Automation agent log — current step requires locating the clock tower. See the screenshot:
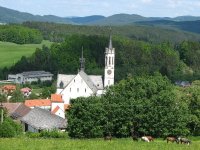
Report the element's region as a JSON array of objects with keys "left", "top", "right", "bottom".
[{"left": 104, "top": 32, "right": 115, "bottom": 87}]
